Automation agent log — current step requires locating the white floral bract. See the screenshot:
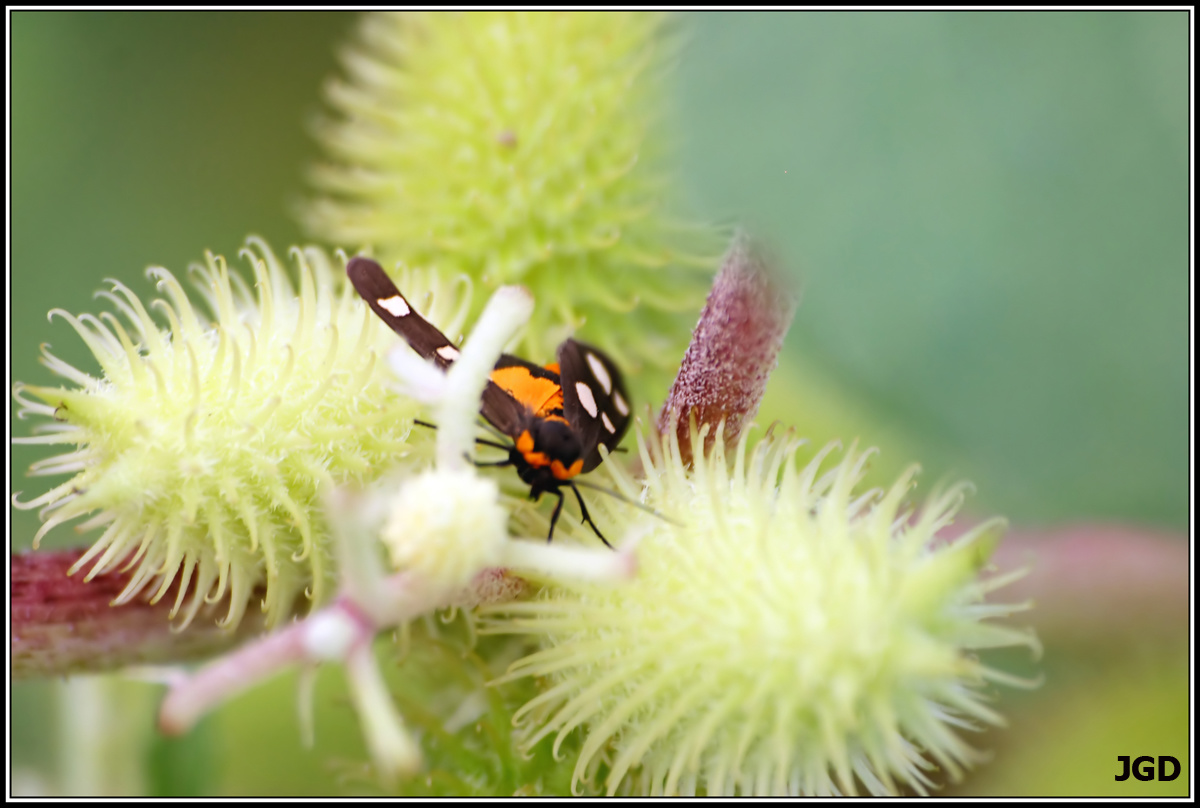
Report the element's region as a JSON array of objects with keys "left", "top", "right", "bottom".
[{"left": 381, "top": 470, "right": 508, "bottom": 593}]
